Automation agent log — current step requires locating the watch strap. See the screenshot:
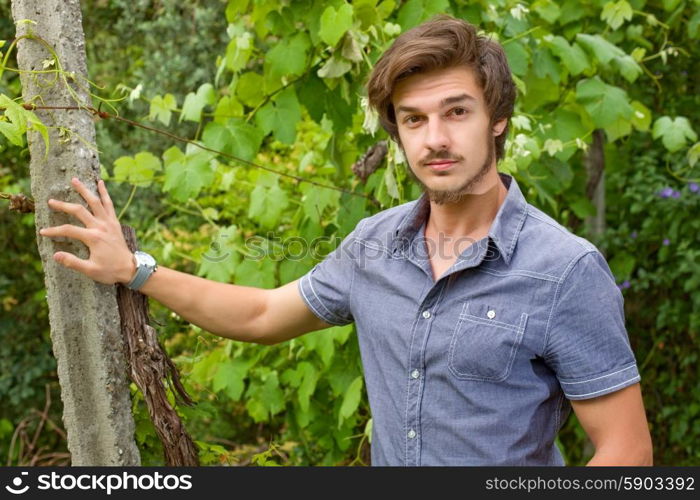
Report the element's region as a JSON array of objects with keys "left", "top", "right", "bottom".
[{"left": 126, "top": 251, "right": 157, "bottom": 290}]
